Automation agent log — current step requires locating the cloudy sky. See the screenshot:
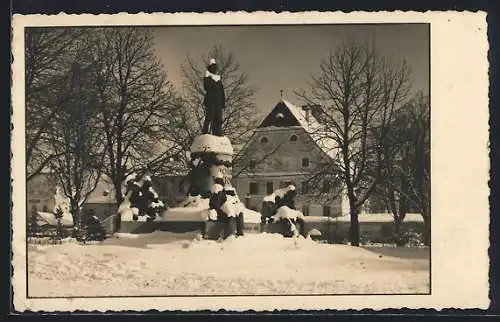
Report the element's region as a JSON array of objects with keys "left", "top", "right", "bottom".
[{"left": 152, "top": 24, "right": 429, "bottom": 118}]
